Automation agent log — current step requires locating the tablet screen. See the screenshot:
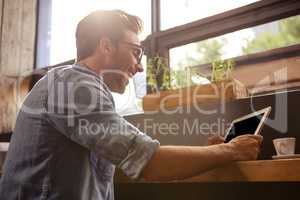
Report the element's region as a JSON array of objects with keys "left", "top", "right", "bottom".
[{"left": 224, "top": 113, "right": 264, "bottom": 143}]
